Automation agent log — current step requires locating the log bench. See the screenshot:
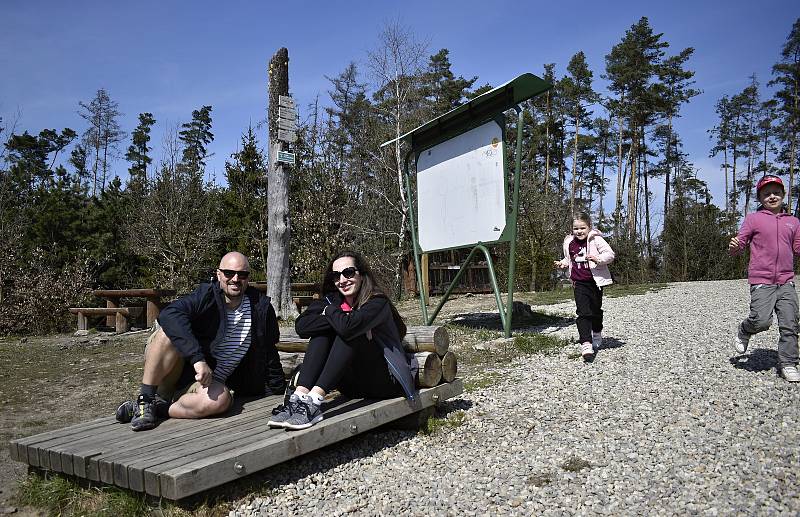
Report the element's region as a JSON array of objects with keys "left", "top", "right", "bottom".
[{"left": 69, "top": 307, "right": 144, "bottom": 333}]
